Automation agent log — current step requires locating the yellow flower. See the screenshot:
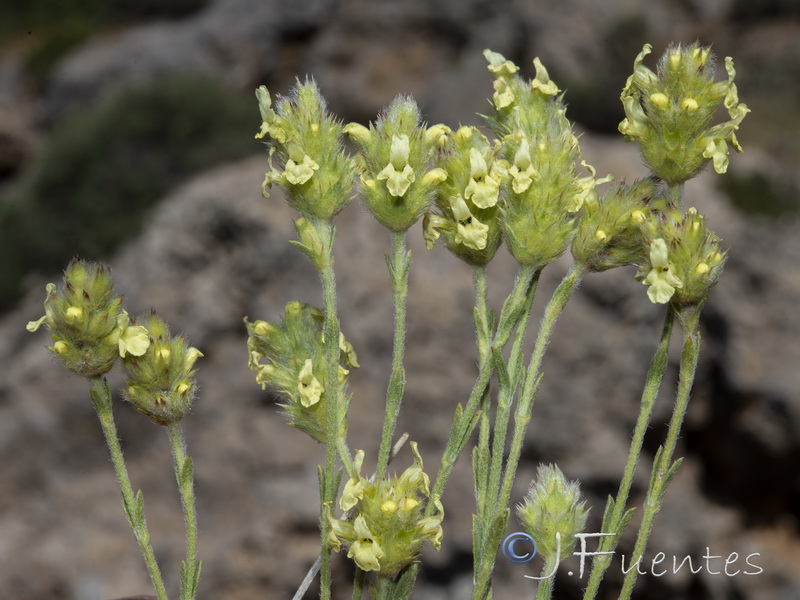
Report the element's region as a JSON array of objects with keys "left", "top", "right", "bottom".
[
  {"left": 108, "top": 311, "right": 150, "bottom": 358},
  {"left": 297, "top": 358, "right": 323, "bottom": 407},
  {"left": 451, "top": 196, "right": 489, "bottom": 251},
  {"left": 347, "top": 516, "right": 384, "bottom": 572},
  {"left": 643, "top": 239, "right": 683, "bottom": 304},
  {"left": 463, "top": 148, "right": 500, "bottom": 209},
  {"left": 508, "top": 138, "right": 538, "bottom": 194},
  {"left": 376, "top": 134, "right": 416, "bottom": 197},
  {"left": 284, "top": 154, "right": 320, "bottom": 185},
  {"left": 340, "top": 450, "right": 369, "bottom": 511}
]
